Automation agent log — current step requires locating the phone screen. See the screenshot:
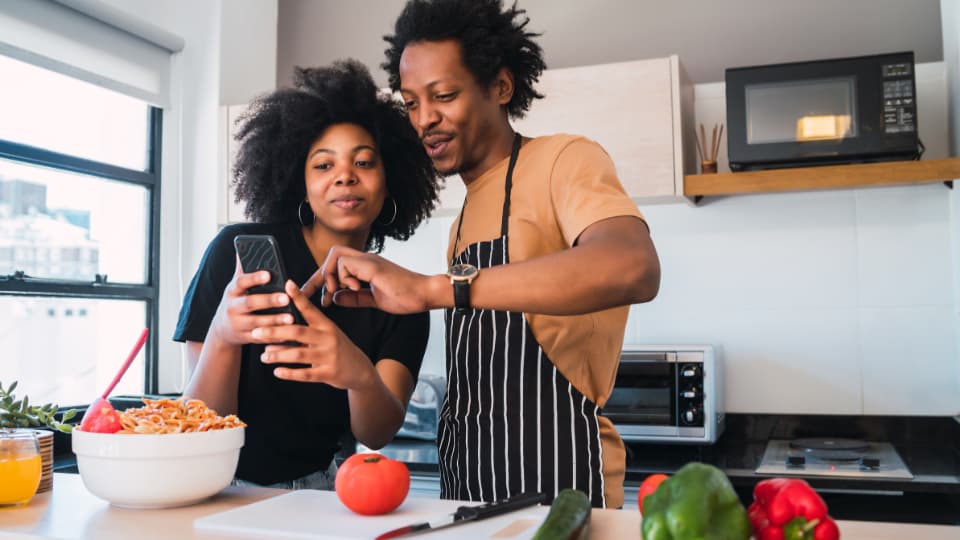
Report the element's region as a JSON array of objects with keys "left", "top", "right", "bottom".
[{"left": 233, "top": 234, "right": 306, "bottom": 326}]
